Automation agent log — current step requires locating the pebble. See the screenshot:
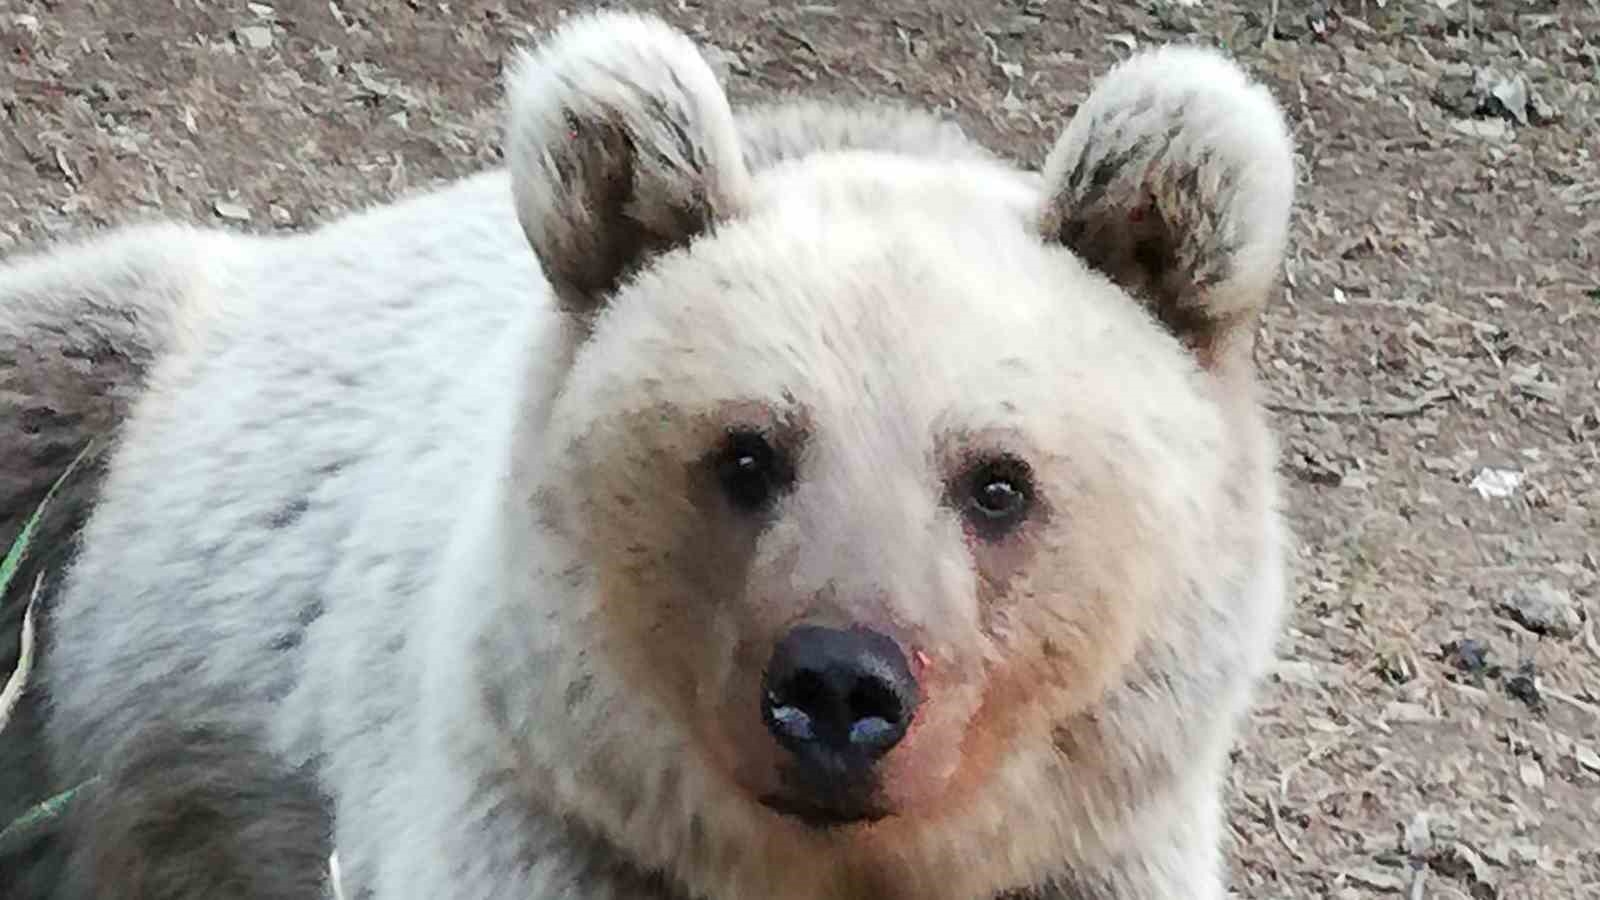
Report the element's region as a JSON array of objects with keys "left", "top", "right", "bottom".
[{"left": 1496, "top": 582, "right": 1583, "bottom": 639}]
